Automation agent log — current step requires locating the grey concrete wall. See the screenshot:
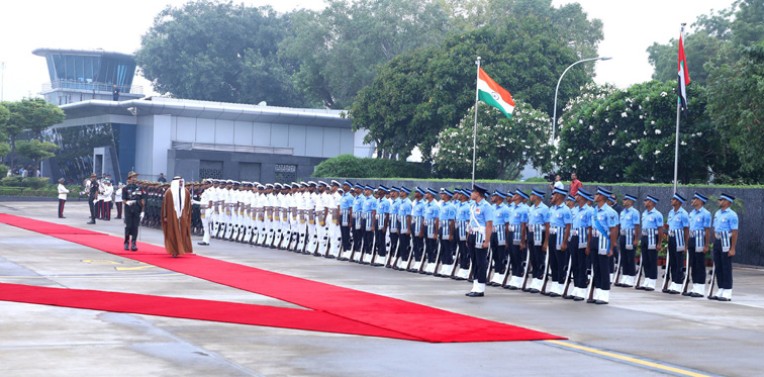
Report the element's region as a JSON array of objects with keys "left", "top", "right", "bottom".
[
  {"left": 314, "top": 177, "right": 764, "bottom": 267},
  {"left": 171, "top": 150, "right": 325, "bottom": 184}
]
